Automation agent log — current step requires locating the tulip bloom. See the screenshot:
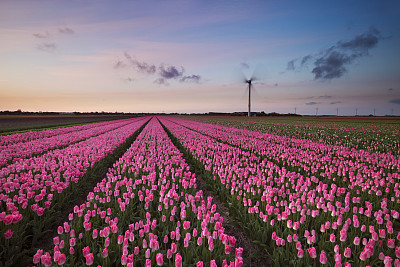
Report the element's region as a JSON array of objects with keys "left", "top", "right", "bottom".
[
  {"left": 41, "top": 254, "right": 52, "bottom": 267},
  {"left": 344, "top": 247, "right": 351, "bottom": 258},
  {"left": 320, "top": 250, "right": 327, "bottom": 264},
  {"left": 85, "top": 253, "right": 94, "bottom": 266},
  {"left": 82, "top": 246, "right": 90, "bottom": 257},
  {"left": 388, "top": 239, "right": 395, "bottom": 248},
  {"left": 57, "top": 253, "right": 66, "bottom": 265},
  {"left": 171, "top": 242, "right": 177, "bottom": 253},
  {"left": 308, "top": 247, "right": 317, "bottom": 258},
  {"left": 102, "top": 248, "right": 108, "bottom": 258},
  {"left": 330, "top": 233, "right": 336, "bottom": 243},
  {"left": 175, "top": 253, "right": 182, "bottom": 267},
  {"left": 156, "top": 253, "right": 163, "bottom": 266},
  {"left": 225, "top": 244, "right": 231, "bottom": 254}
]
